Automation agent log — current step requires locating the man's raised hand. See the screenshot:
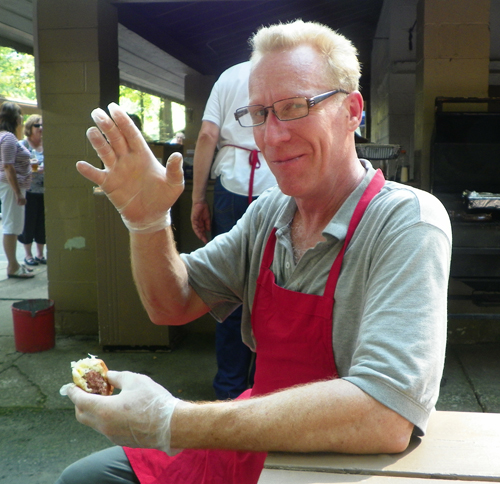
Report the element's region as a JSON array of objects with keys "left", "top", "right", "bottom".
[{"left": 76, "top": 103, "right": 184, "bottom": 233}]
